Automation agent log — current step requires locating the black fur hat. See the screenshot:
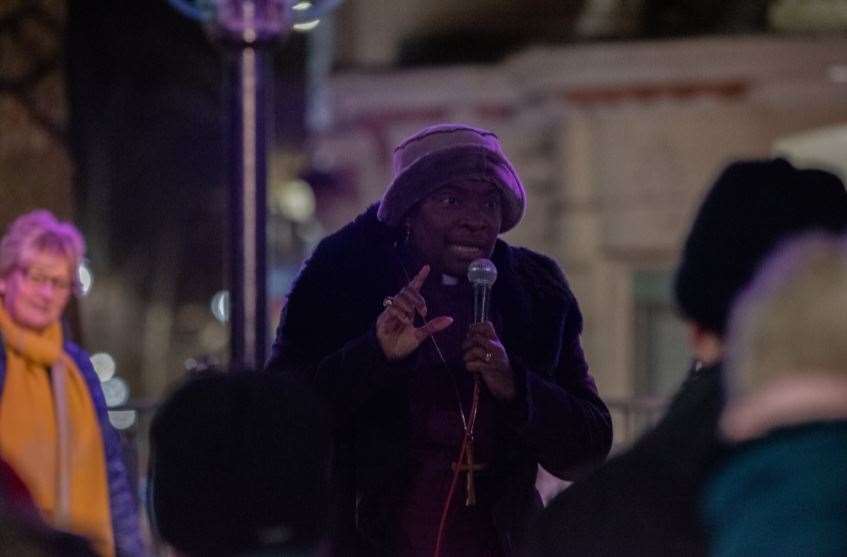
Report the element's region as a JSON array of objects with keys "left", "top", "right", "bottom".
[{"left": 674, "top": 158, "right": 847, "bottom": 336}]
